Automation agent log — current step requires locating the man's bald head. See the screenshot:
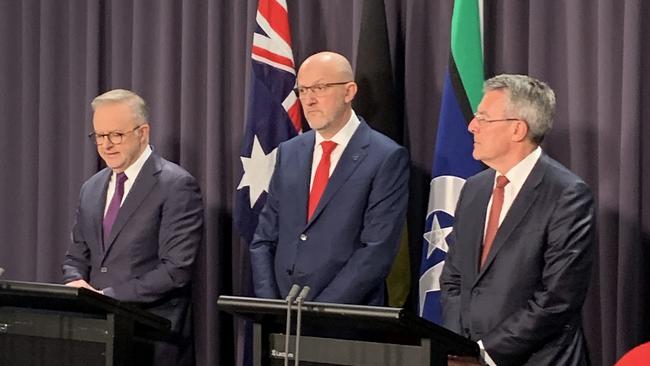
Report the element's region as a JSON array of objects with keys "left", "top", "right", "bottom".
[{"left": 298, "top": 51, "right": 354, "bottom": 83}]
